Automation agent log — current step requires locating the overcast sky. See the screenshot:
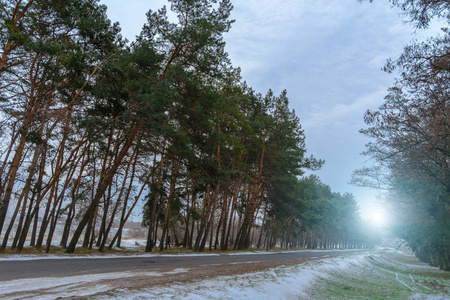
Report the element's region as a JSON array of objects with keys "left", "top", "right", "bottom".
[{"left": 99, "top": 0, "right": 441, "bottom": 220}]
